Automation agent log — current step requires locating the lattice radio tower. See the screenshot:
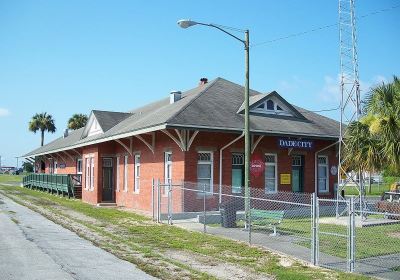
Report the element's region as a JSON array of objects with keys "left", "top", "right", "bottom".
[{"left": 336, "top": 0, "right": 365, "bottom": 218}]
